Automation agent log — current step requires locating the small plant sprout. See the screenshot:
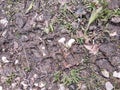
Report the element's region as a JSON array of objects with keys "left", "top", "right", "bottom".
[
  {"left": 58, "top": 37, "right": 66, "bottom": 44},
  {"left": 66, "top": 39, "right": 75, "bottom": 48}
]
